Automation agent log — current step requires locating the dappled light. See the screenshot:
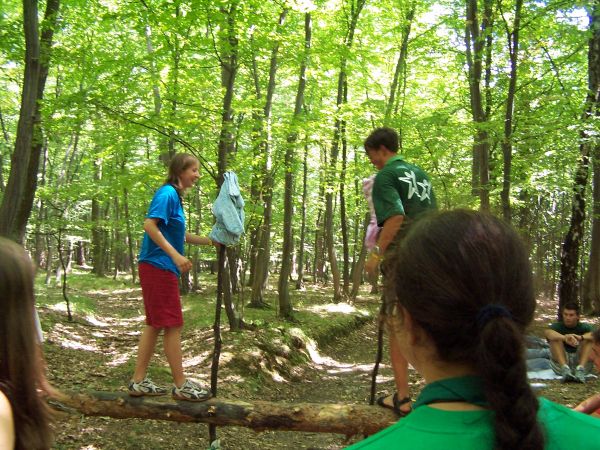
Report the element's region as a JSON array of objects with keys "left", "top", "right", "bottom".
[
  {"left": 183, "top": 351, "right": 212, "bottom": 368},
  {"left": 306, "top": 302, "right": 370, "bottom": 316},
  {"left": 85, "top": 314, "right": 110, "bottom": 327},
  {"left": 57, "top": 338, "right": 100, "bottom": 353},
  {"left": 107, "top": 353, "right": 131, "bottom": 367}
]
